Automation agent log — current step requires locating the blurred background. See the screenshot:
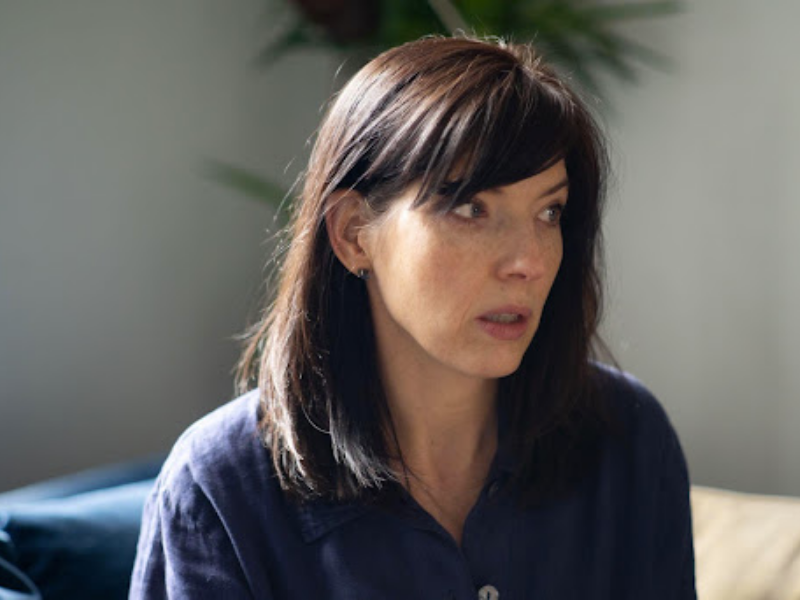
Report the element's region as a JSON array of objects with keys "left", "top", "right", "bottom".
[{"left": 0, "top": 0, "right": 797, "bottom": 497}]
